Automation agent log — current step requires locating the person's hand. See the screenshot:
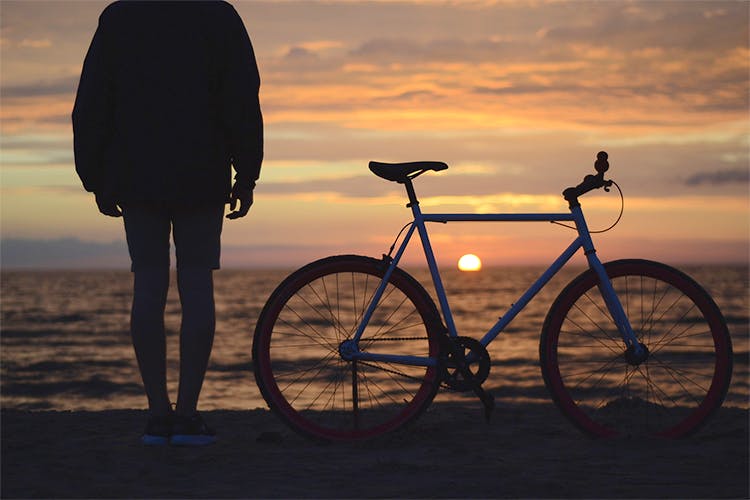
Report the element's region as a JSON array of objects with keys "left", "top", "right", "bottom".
[
  {"left": 95, "top": 193, "right": 122, "bottom": 217},
  {"left": 226, "top": 182, "right": 254, "bottom": 219}
]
